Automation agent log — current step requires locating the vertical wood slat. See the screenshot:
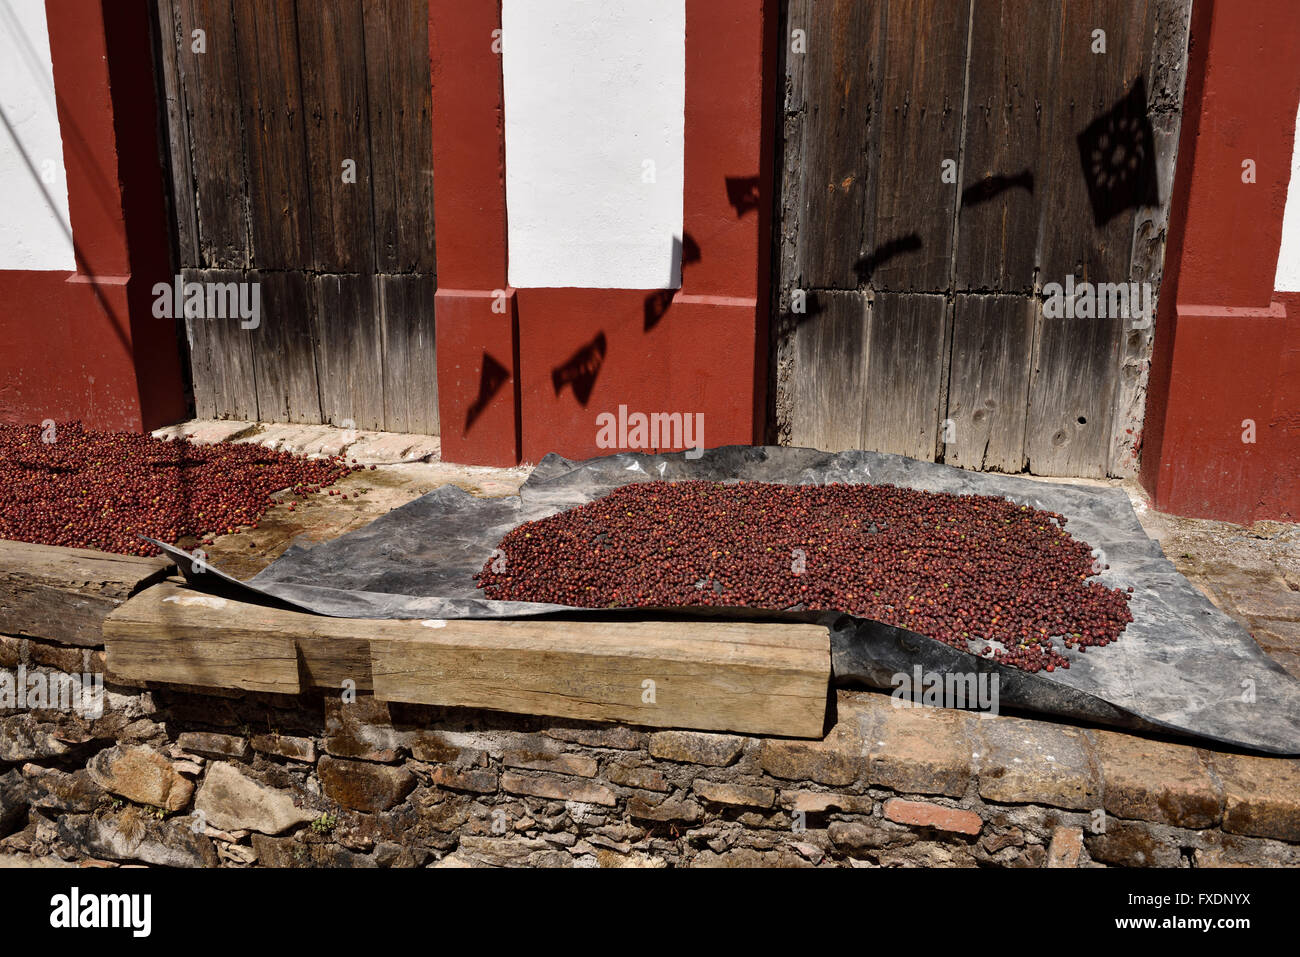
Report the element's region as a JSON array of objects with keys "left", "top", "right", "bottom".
[
  {"left": 313, "top": 275, "right": 384, "bottom": 429},
  {"left": 362, "top": 0, "right": 436, "bottom": 274},
  {"left": 249, "top": 270, "right": 321, "bottom": 423},
  {"left": 863, "top": 293, "right": 947, "bottom": 459},
  {"left": 181, "top": 268, "right": 260, "bottom": 420},
  {"left": 788, "top": 292, "right": 870, "bottom": 451},
  {"left": 784, "top": 0, "right": 883, "bottom": 290},
  {"left": 869, "top": 0, "right": 970, "bottom": 292},
  {"left": 233, "top": 0, "right": 314, "bottom": 269},
  {"left": 378, "top": 274, "right": 438, "bottom": 434},
  {"left": 155, "top": 0, "right": 201, "bottom": 268},
  {"left": 297, "top": 0, "right": 375, "bottom": 273},
  {"left": 954, "top": 0, "right": 1057, "bottom": 292},
  {"left": 945, "top": 295, "right": 1036, "bottom": 472},
  {"left": 175, "top": 0, "right": 250, "bottom": 268}
]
